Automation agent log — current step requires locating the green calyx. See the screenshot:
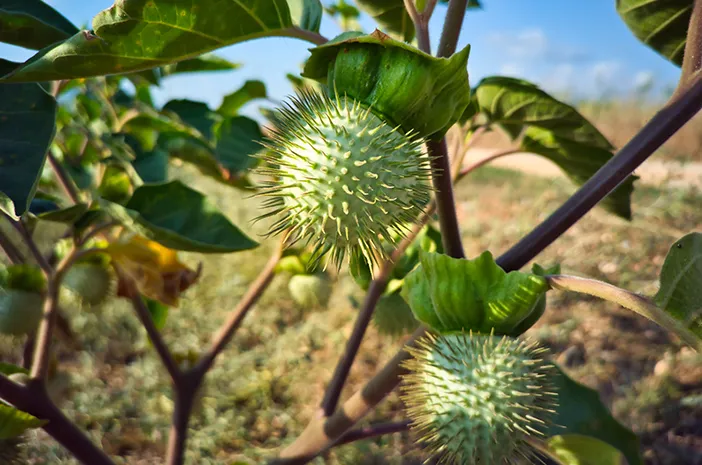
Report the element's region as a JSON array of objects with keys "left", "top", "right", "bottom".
[
  {"left": 401, "top": 332, "right": 558, "bottom": 464},
  {"left": 401, "top": 251, "right": 549, "bottom": 336},
  {"left": 256, "top": 89, "right": 433, "bottom": 269}
]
